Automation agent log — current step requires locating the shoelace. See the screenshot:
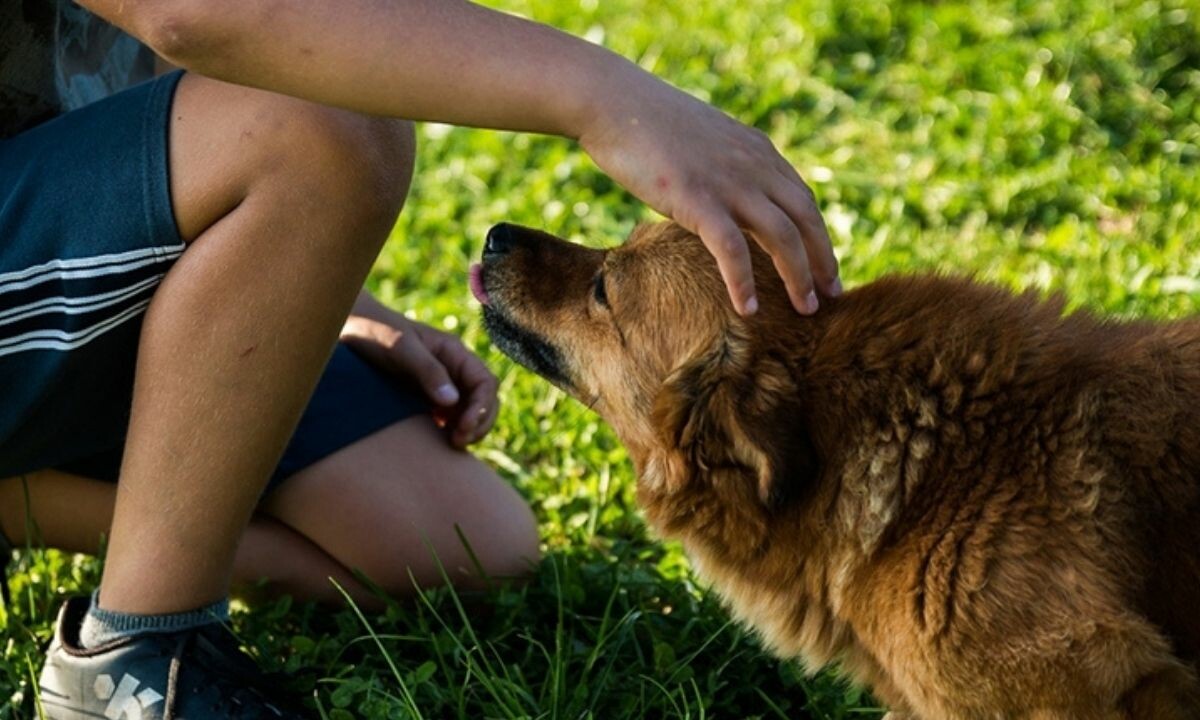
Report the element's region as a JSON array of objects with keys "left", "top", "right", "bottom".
[{"left": 162, "top": 626, "right": 299, "bottom": 720}]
